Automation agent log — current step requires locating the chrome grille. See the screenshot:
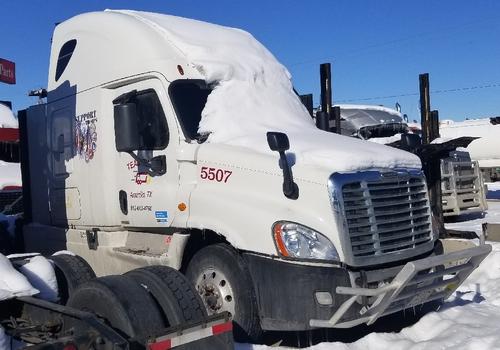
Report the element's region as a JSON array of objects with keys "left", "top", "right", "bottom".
[{"left": 335, "top": 171, "right": 433, "bottom": 264}]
